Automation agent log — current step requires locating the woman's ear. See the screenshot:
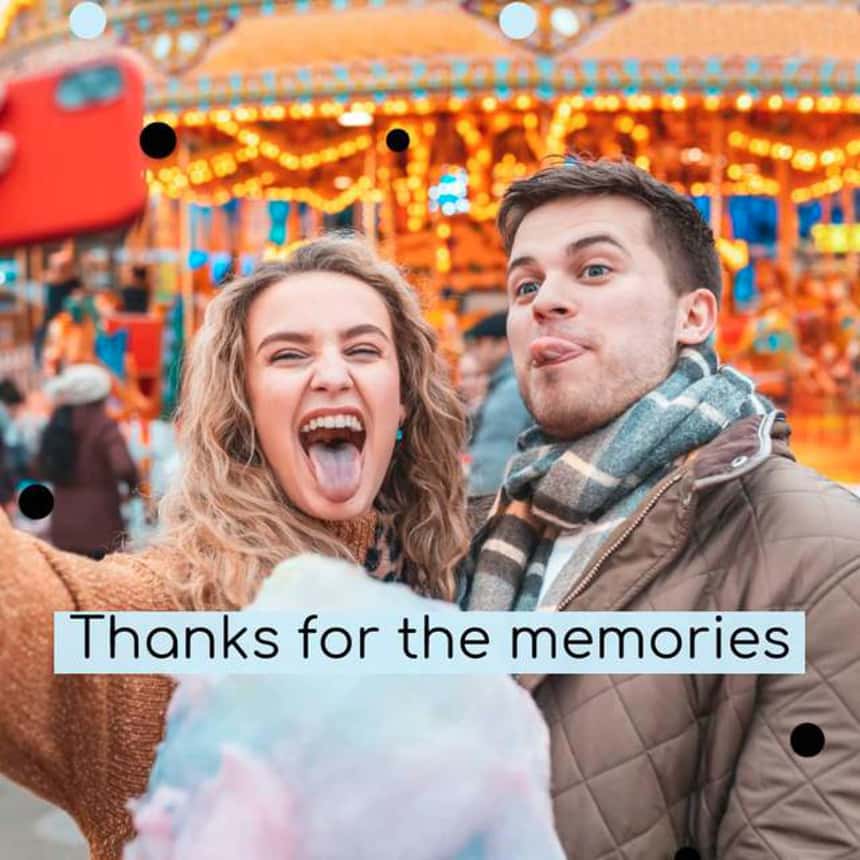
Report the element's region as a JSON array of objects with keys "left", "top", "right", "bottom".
[
  {"left": 399, "top": 403, "right": 407, "bottom": 425},
  {"left": 676, "top": 287, "right": 719, "bottom": 346}
]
